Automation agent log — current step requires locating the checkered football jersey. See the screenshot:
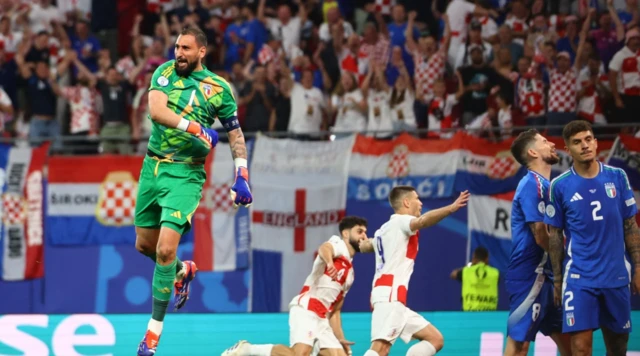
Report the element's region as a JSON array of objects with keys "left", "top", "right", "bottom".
[
  {"left": 148, "top": 60, "right": 238, "bottom": 161},
  {"left": 289, "top": 236, "right": 354, "bottom": 318},
  {"left": 548, "top": 68, "right": 578, "bottom": 113},
  {"left": 413, "top": 50, "right": 445, "bottom": 102}
]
